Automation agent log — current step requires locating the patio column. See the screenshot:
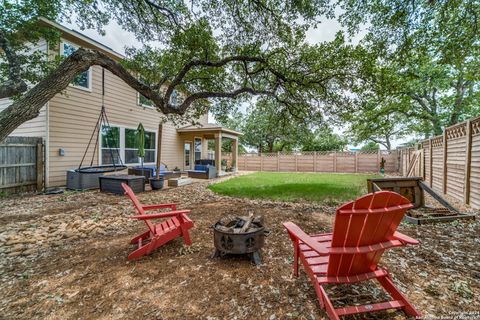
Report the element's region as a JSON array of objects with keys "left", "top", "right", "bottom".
[
  {"left": 215, "top": 132, "right": 222, "bottom": 176},
  {"left": 232, "top": 138, "right": 238, "bottom": 172}
]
